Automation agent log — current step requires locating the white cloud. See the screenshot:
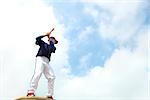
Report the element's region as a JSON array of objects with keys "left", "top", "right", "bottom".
[
  {"left": 0, "top": 0, "right": 69, "bottom": 99},
  {"left": 81, "top": 0, "right": 146, "bottom": 3},
  {"left": 83, "top": 0, "right": 148, "bottom": 45}
]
